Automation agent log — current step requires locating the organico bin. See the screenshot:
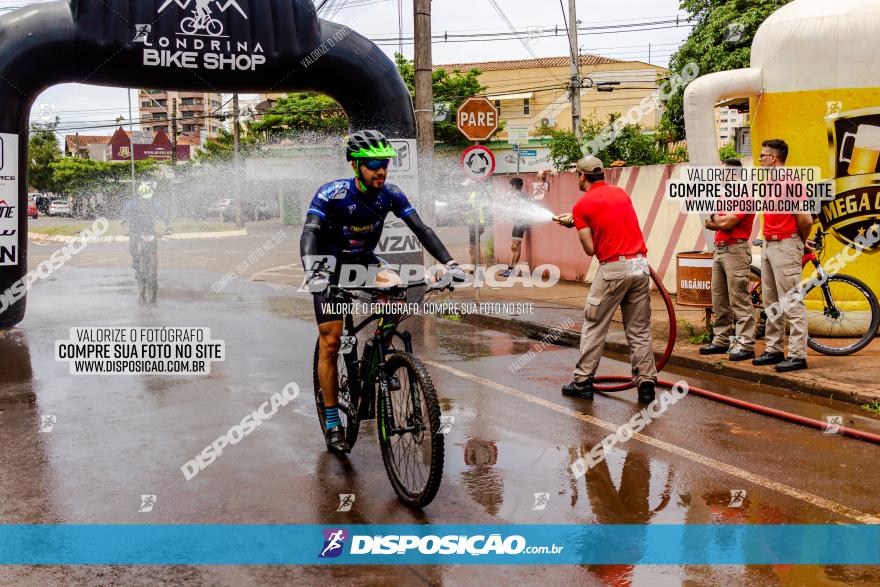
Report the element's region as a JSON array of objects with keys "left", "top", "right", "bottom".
[{"left": 676, "top": 251, "right": 714, "bottom": 307}]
